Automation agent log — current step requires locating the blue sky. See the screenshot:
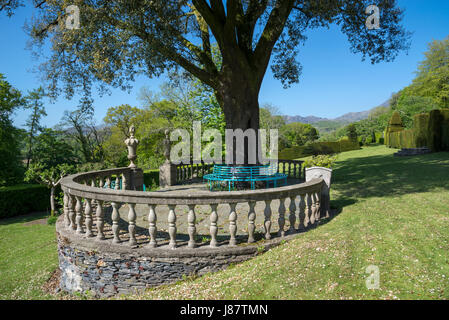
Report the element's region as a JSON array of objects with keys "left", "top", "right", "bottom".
[{"left": 1, "top": 0, "right": 448, "bottom": 129}]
